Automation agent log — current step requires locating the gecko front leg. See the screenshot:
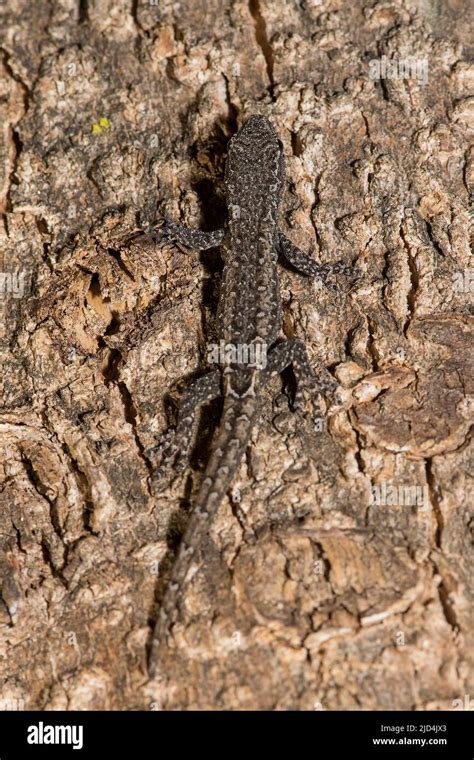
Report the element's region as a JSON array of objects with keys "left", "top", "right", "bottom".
[
  {"left": 278, "top": 233, "right": 359, "bottom": 289},
  {"left": 130, "top": 221, "right": 226, "bottom": 250},
  {"left": 148, "top": 370, "right": 222, "bottom": 487}
]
